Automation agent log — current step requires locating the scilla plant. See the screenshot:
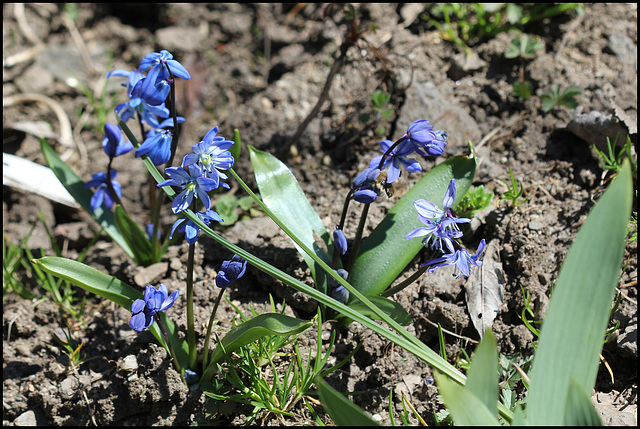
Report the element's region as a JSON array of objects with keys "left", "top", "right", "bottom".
[{"left": 34, "top": 48, "right": 520, "bottom": 421}]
